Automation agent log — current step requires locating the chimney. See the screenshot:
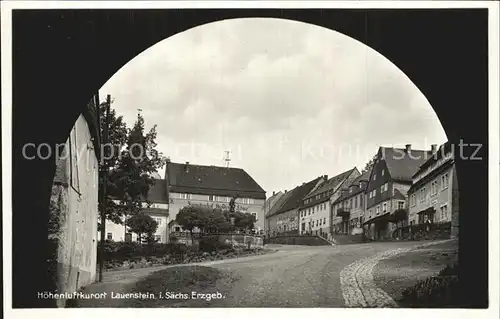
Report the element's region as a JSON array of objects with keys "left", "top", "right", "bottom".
[
  {"left": 324, "top": 175, "right": 328, "bottom": 180},
  {"left": 273, "top": 191, "right": 276, "bottom": 196},
  {"left": 431, "top": 144, "right": 437, "bottom": 153},
  {"left": 184, "top": 161, "right": 190, "bottom": 173},
  {"left": 405, "top": 144, "right": 412, "bottom": 153},
  {"left": 285, "top": 190, "right": 287, "bottom": 193},
  {"left": 166, "top": 157, "right": 171, "bottom": 163}
]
